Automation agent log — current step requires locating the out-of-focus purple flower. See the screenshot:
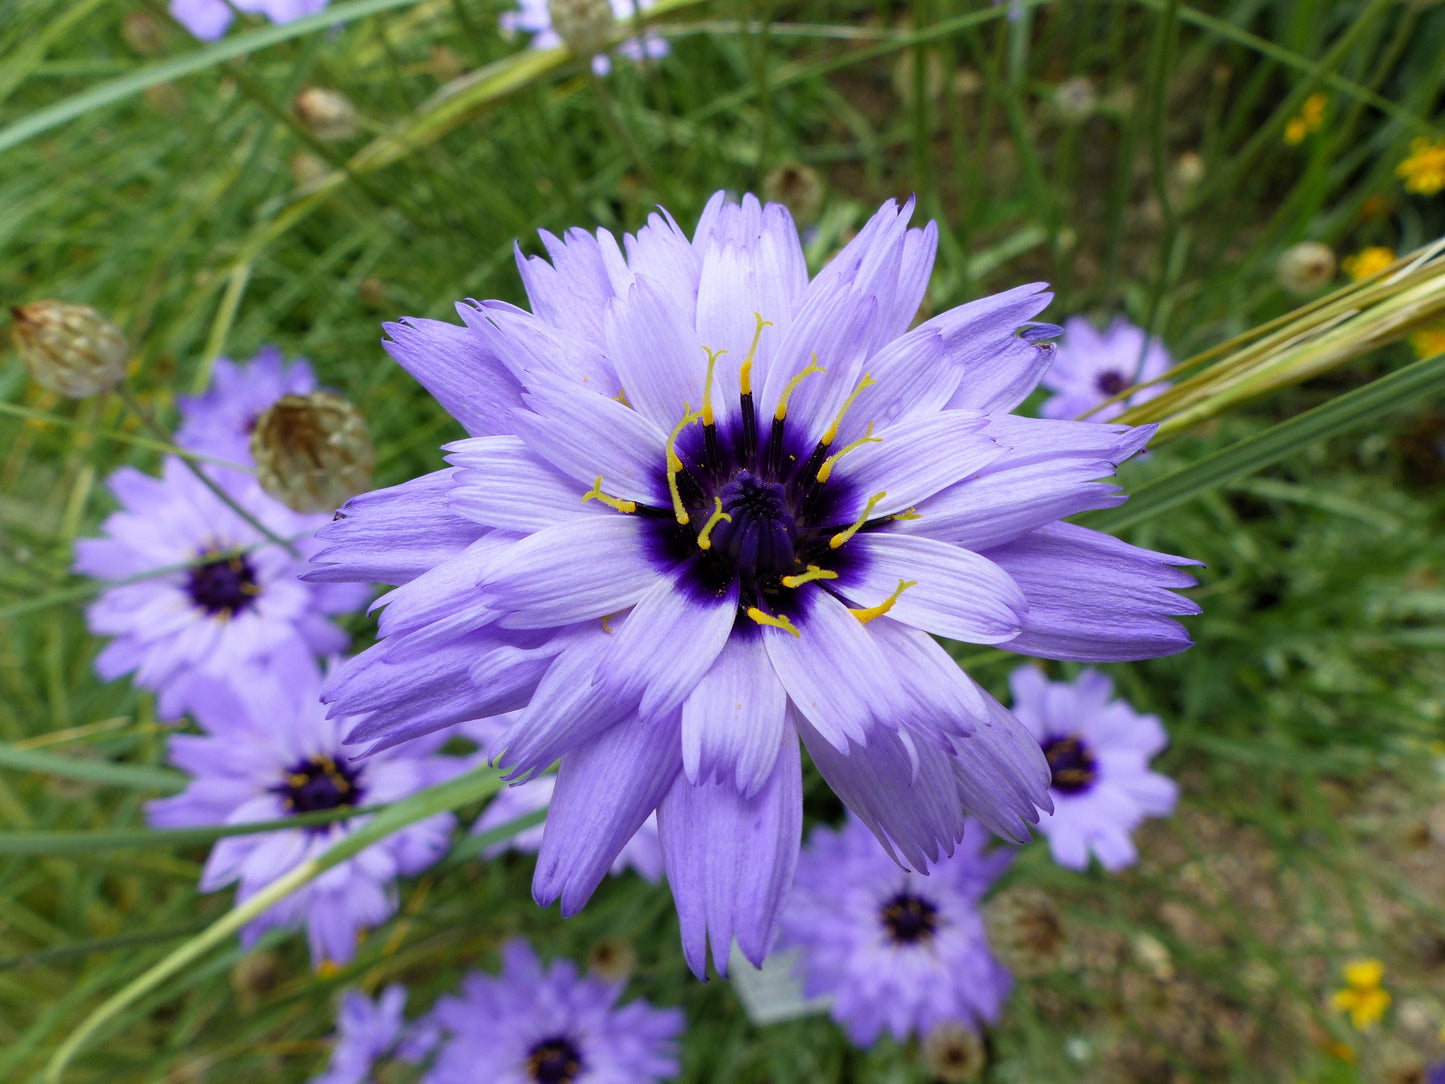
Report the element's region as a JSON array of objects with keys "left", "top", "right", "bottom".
[
  {"left": 311, "top": 985, "right": 436, "bottom": 1084},
  {"left": 146, "top": 654, "right": 460, "bottom": 965},
  {"left": 169, "top": 0, "right": 330, "bottom": 42},
  {"left": 73, "top": 457, "right": 366, "bottom": 717},
  {"left": 1008, "top": 665, "right": 1178, "bottom": 871},
  {"left": 311, "top": 191, "right": 1199, "bottom": 978},
  {"left": 177, "top": 346, "right": 317, "bottom": 465},
  {"left": 1039, "top": 317, "right": 1172, "bottom": 422},
  {"left": 424, "top": 939, "right": 683, "bottom": 1084},
  {"left": 503, "top": 0, "right": 668, "bottom": 75},
  {"left": 778, "top": 814, "right": 1013, "bottom": 1046},
  {"left": 1426, "top": 1061, "right": 1445, "bottom": 1084}
]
